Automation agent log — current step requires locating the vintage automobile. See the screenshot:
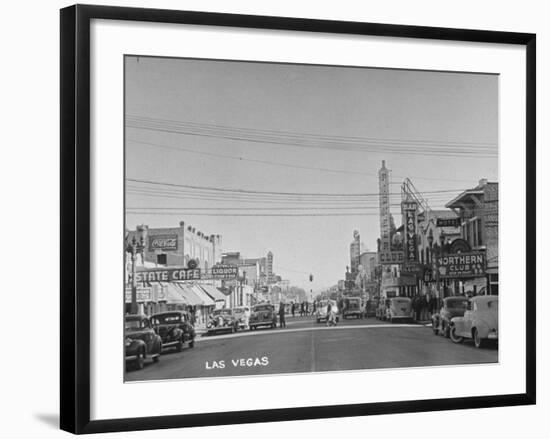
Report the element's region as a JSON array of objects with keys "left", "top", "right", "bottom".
[
  {"left": 315, "top": 300, "right": 339, "bottom": 323},
  {"left": 431, "top": 296, "right": 469, "bottom": 338},
  {"left": 232, "top": 306, "right": 251, "bottom": 329},
  {"left": 249, "top": 303, "right": 277, "bottom": 330},
  {"left": 207, "top": 308, "right": 239, "bottom": 335},
  {"left": 385, "top": 297, "right": 413, "bottom": 323},
  {"left": 125, "top": 314, "right": 162, "bottom": 370},
  {"left": 150, "top": 311, "right": 195, "bottom": 352},
  {"left": 342, "top": 297, "right": 363, "bottom": 319},
  {"left": 449, "top": 295, "right": 498, "bottom": 348}
]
